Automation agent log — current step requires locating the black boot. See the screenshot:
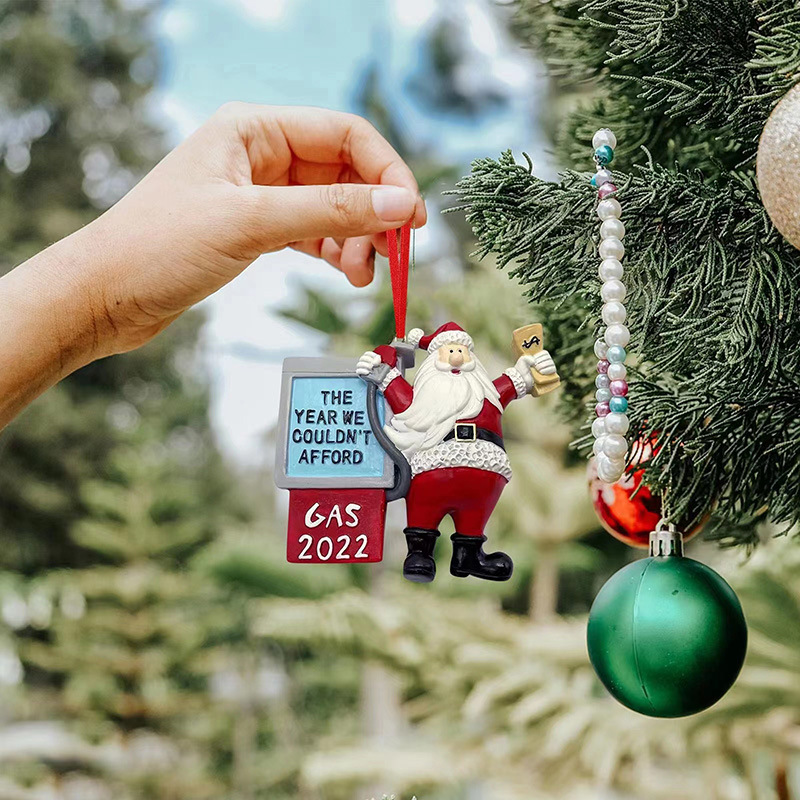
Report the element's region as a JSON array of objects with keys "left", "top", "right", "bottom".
[
  {"left": 450, "top": 533, "right": 513, "bottom": 581},
  {"left": 402, "top": 527, "right": 439, "bottom": 583}
]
